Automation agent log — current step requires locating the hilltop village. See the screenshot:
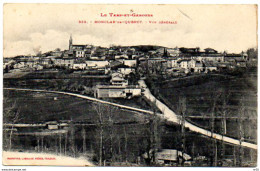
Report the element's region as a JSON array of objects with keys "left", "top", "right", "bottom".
[
  {"left": 3, "top": 35, "right": 254, "bottom": 99},
  {"left": 3, "top": 36, "right": 258, "bottom": 167}
]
